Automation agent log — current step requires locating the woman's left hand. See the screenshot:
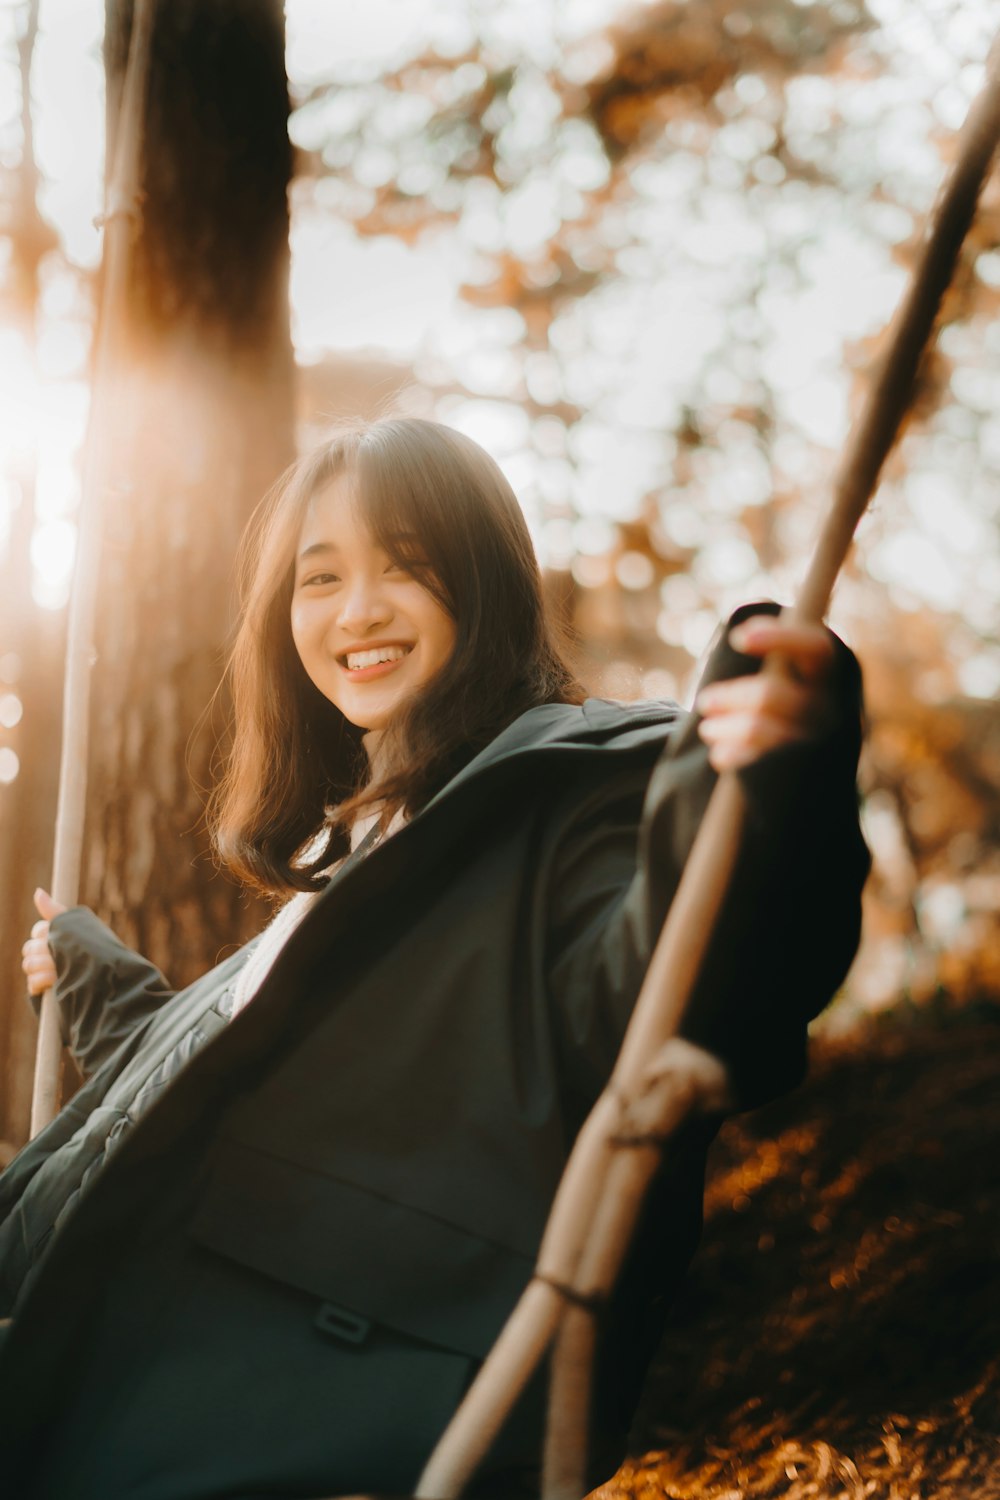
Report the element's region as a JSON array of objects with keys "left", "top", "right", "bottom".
[{"left": 694, "top": 614, "right": 836, "bottom": 772}]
